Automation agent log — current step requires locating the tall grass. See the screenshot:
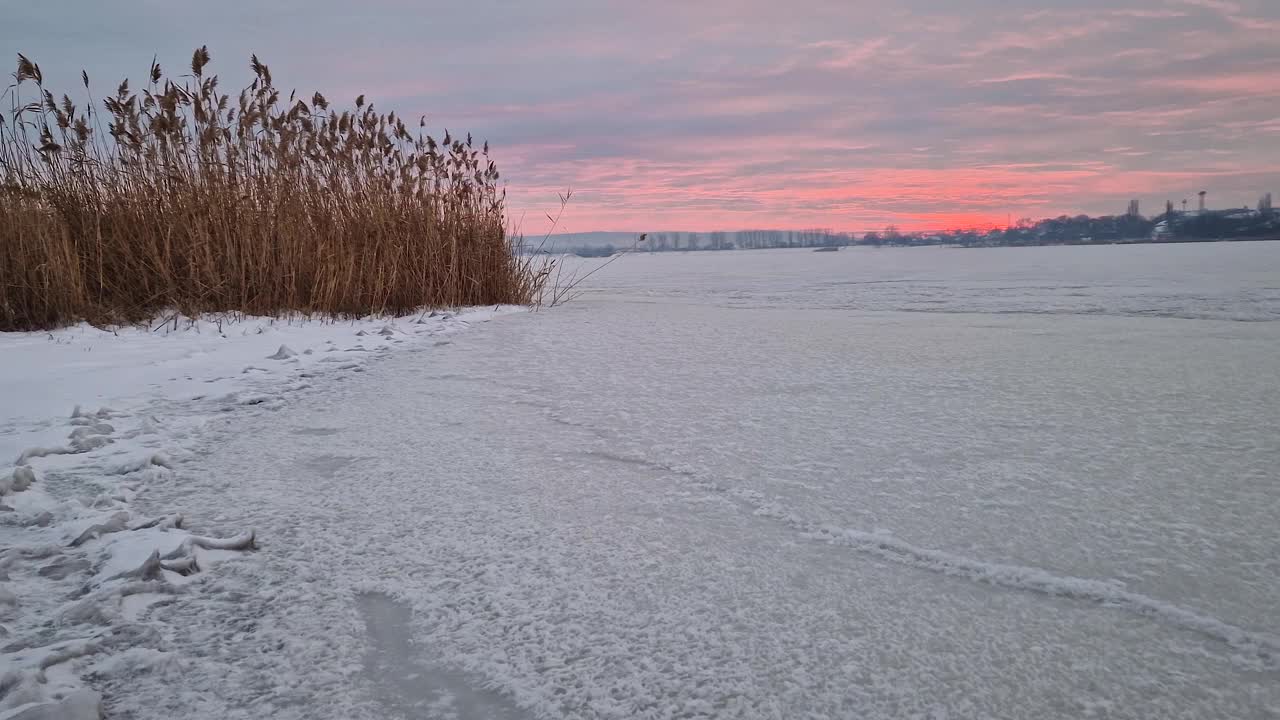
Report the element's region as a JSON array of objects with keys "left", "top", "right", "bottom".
[{"left": 0, "top": 47, "right": 545, "bottom": 331}]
